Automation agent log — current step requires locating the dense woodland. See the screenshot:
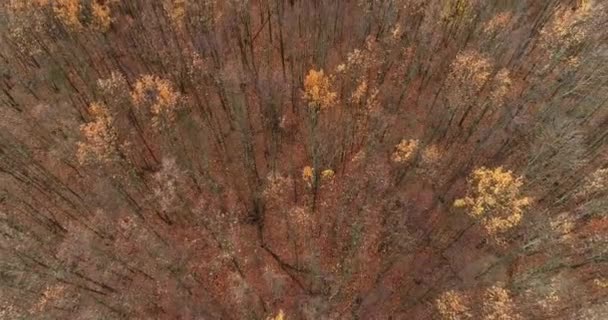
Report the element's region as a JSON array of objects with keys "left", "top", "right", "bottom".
[{"left": 1, "top": 0, "right": 608, "bottom": 319}]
